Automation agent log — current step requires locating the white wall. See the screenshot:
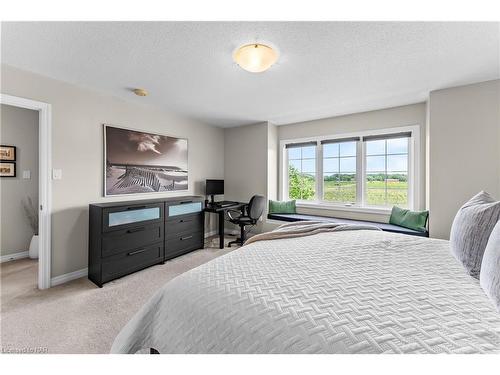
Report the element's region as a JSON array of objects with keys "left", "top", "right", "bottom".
[
  {"left": 0, "top": 104, "right": 39, "bottom": 255},
  {"left": 1, "top": 65, "right": 225, "bottom": 277},
  {"left": 278, "top": 103, "right": 427, "bottom": 223},
  {"left": 428, "top": 79, "right": 500, "bottom": 239}
]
